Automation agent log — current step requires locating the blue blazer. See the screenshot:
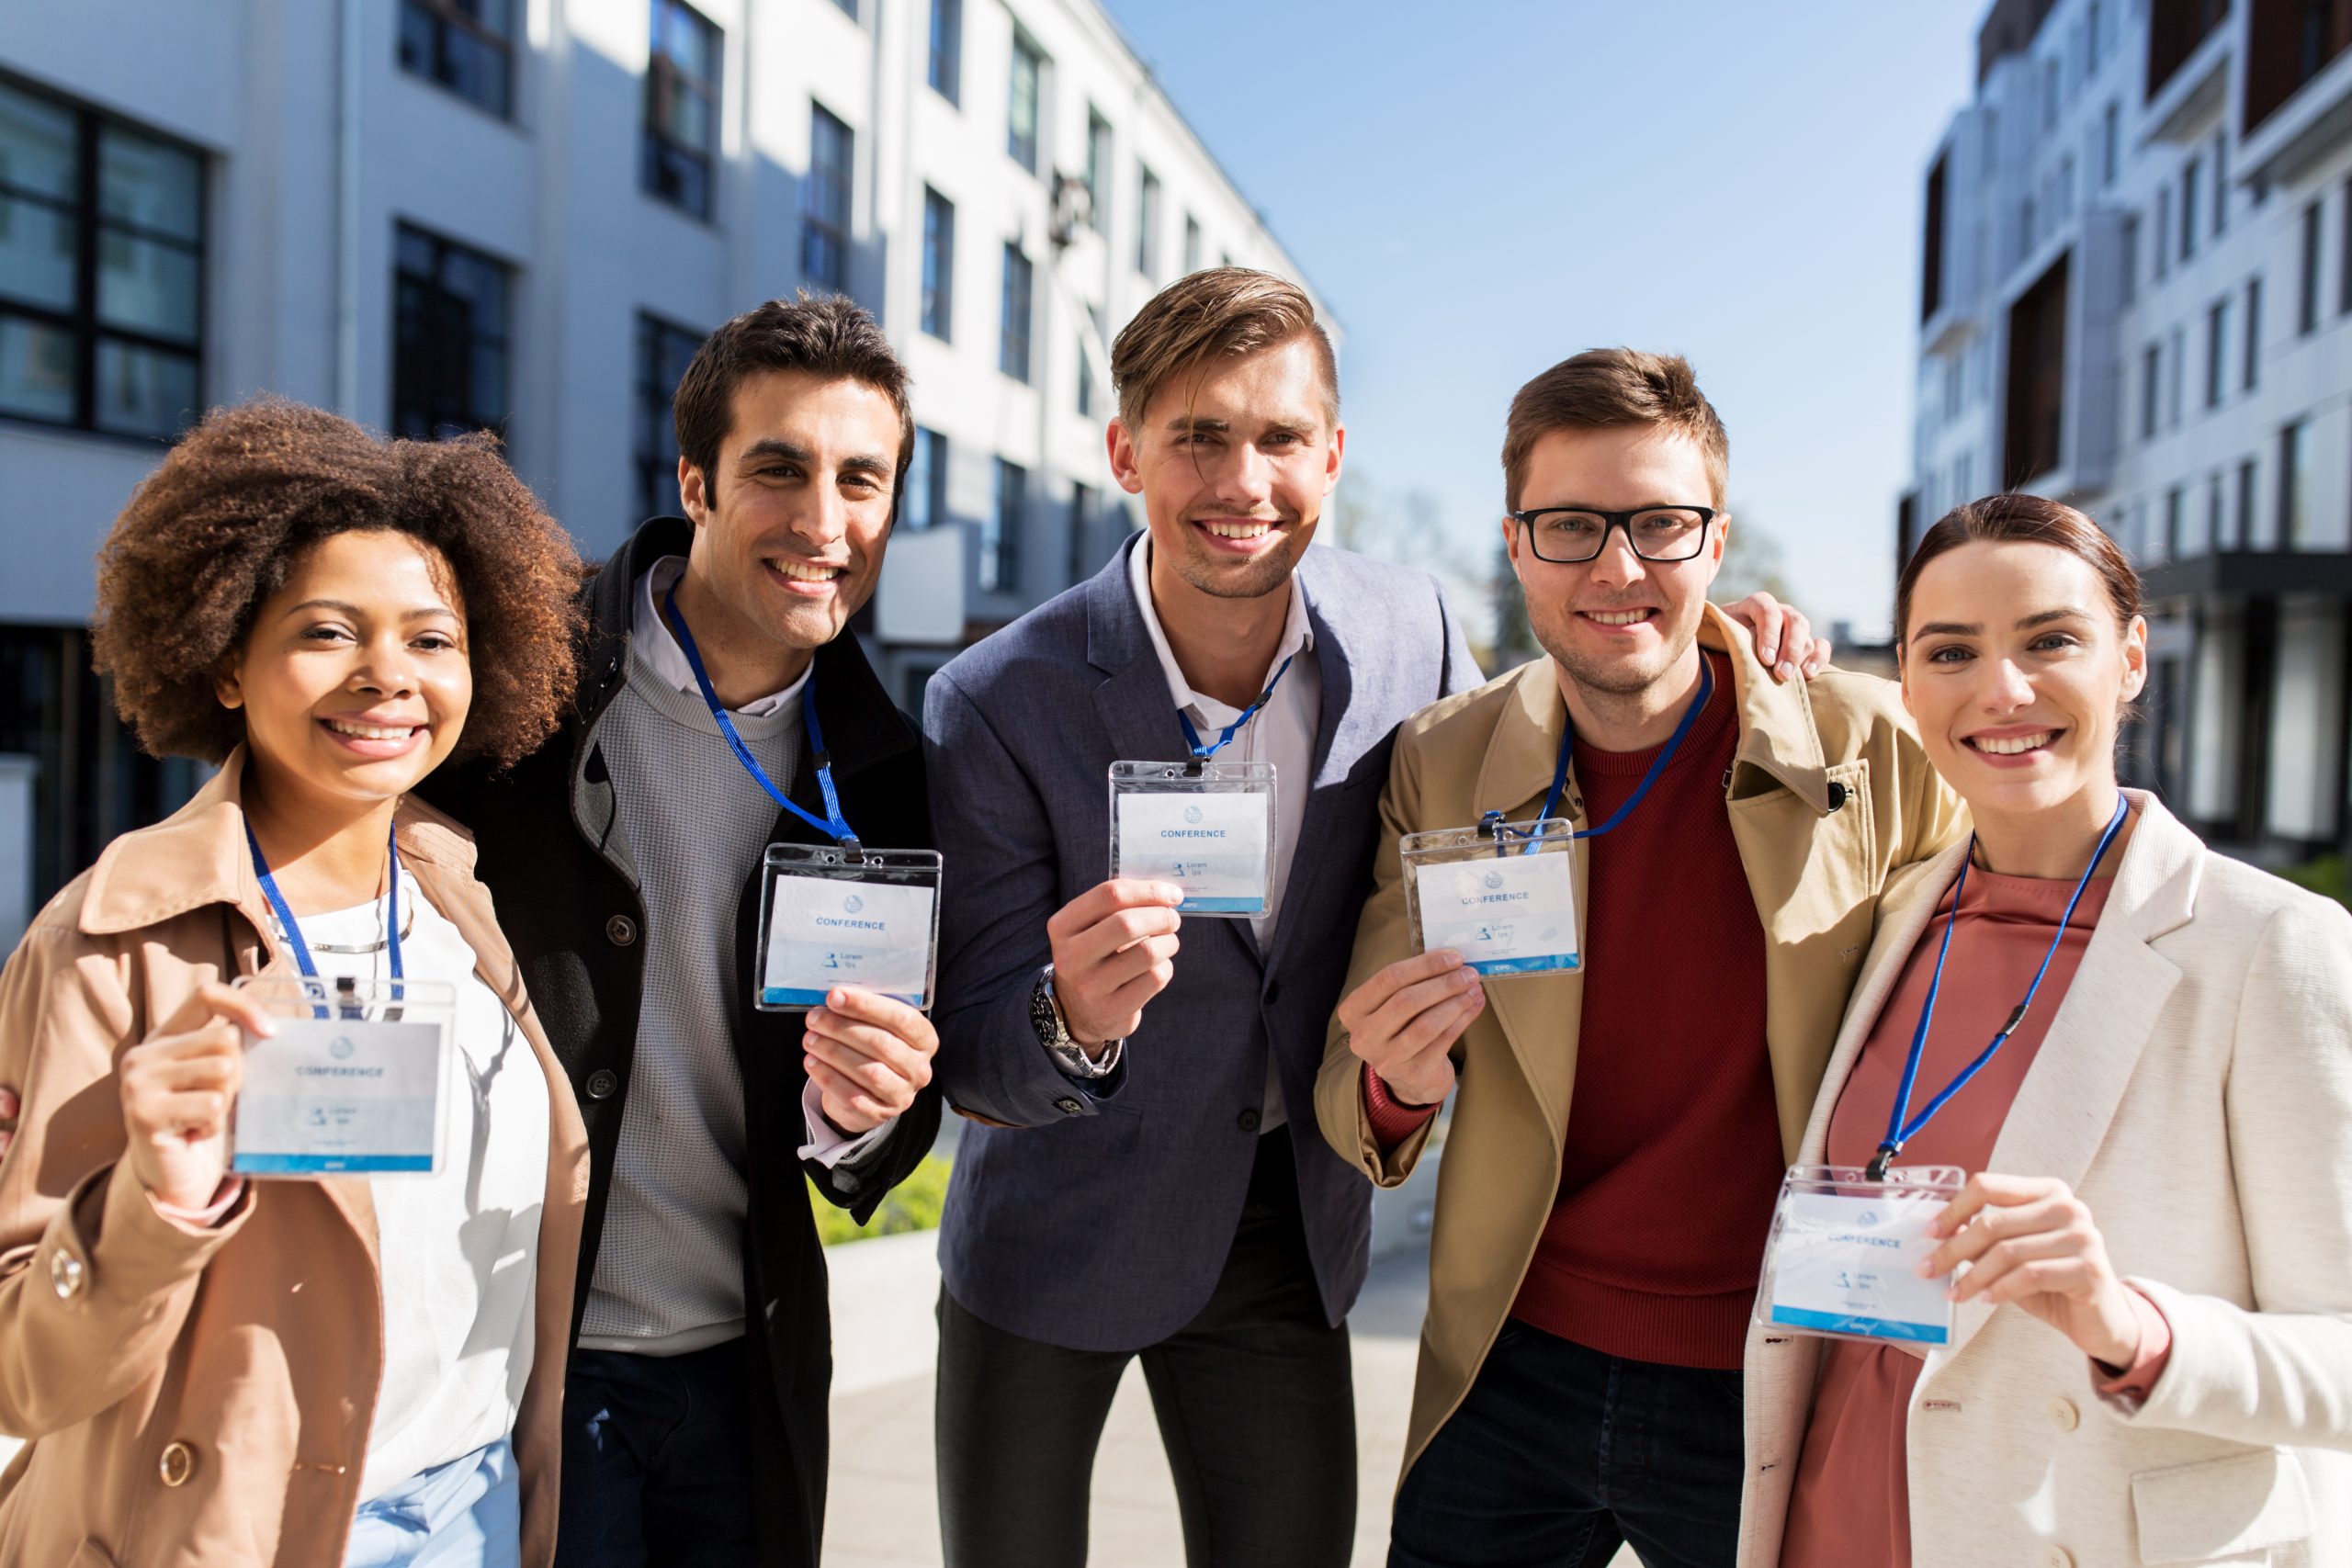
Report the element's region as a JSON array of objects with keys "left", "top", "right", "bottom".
[{"left": 923, "top": 535, "right": 1483, "bottom": 1350}]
